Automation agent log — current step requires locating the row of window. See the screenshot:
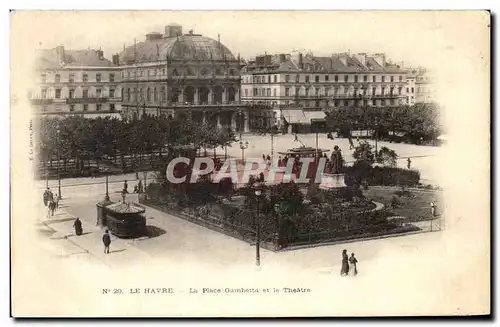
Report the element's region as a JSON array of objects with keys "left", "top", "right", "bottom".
[
  {"left": 41, "top": 104, "right": 116, "bottom": 112},
  {"left": 245, "top": 74, "right": 404, "bottom": 84},
  {"left": 245, "top": 86, "right": 404, "bottom": 97},
  {"left": 245, "top": 99, "right": 400, "bottom": 108},
  {"left": 41, "top": 73, "right": 115, "bottom": 83},
  {"left": 41, "top": 88, "right": 116, "bottom": 99},
  {"left": 122, "top": 67, "right": 237, "bottom": 79}
]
